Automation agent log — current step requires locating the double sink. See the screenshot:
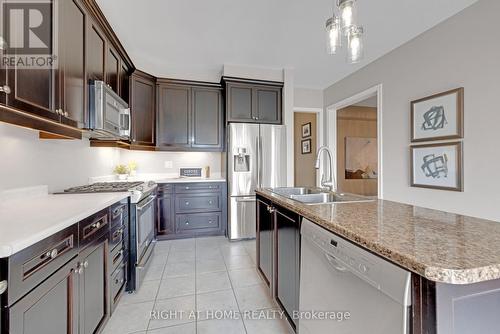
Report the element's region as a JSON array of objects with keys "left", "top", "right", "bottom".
[{"left": 270, "top": 187, "right": 374, "bottom": 205}]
